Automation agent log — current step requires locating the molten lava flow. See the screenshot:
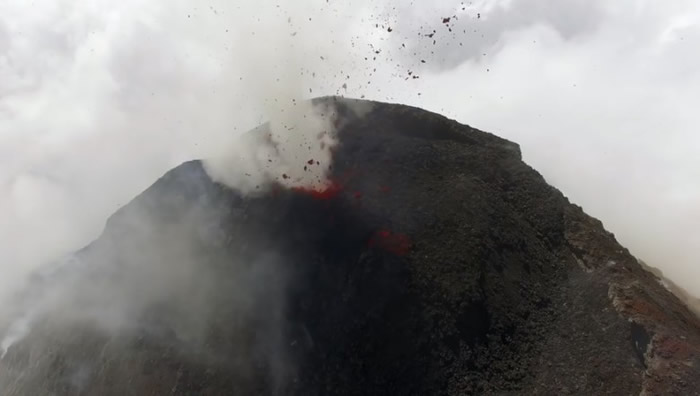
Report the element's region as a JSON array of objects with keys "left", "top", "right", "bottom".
[
  {"left": 292, "top": 181, "right": 343, "bottom": 200},
  {"left": 368, "top": 229, "right": 412, "bottom": 256}
]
